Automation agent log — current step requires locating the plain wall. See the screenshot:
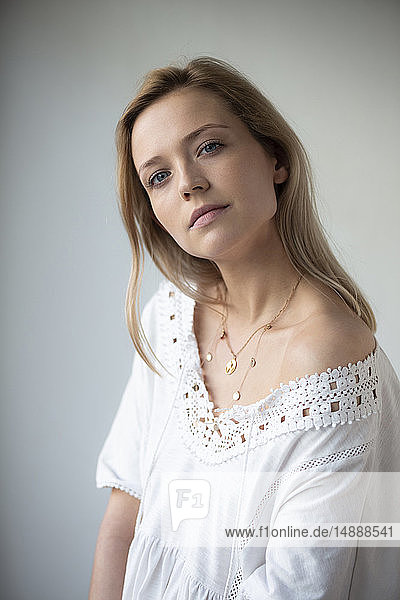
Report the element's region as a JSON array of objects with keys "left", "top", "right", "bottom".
[{"left": 1, "top": 0, "right": 399, "bottom": 598}]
